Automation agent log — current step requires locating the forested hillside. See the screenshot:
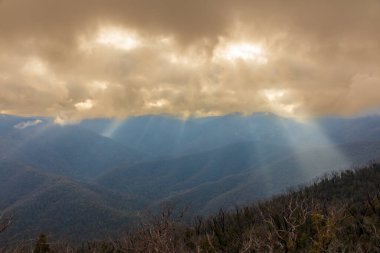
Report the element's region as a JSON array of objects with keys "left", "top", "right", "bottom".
[
  {"left": 2, "top": 163, "right": 380, "bottom": 252},
  {"left": 0, "top": 160, "right": 146, "bottom": 244}
]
